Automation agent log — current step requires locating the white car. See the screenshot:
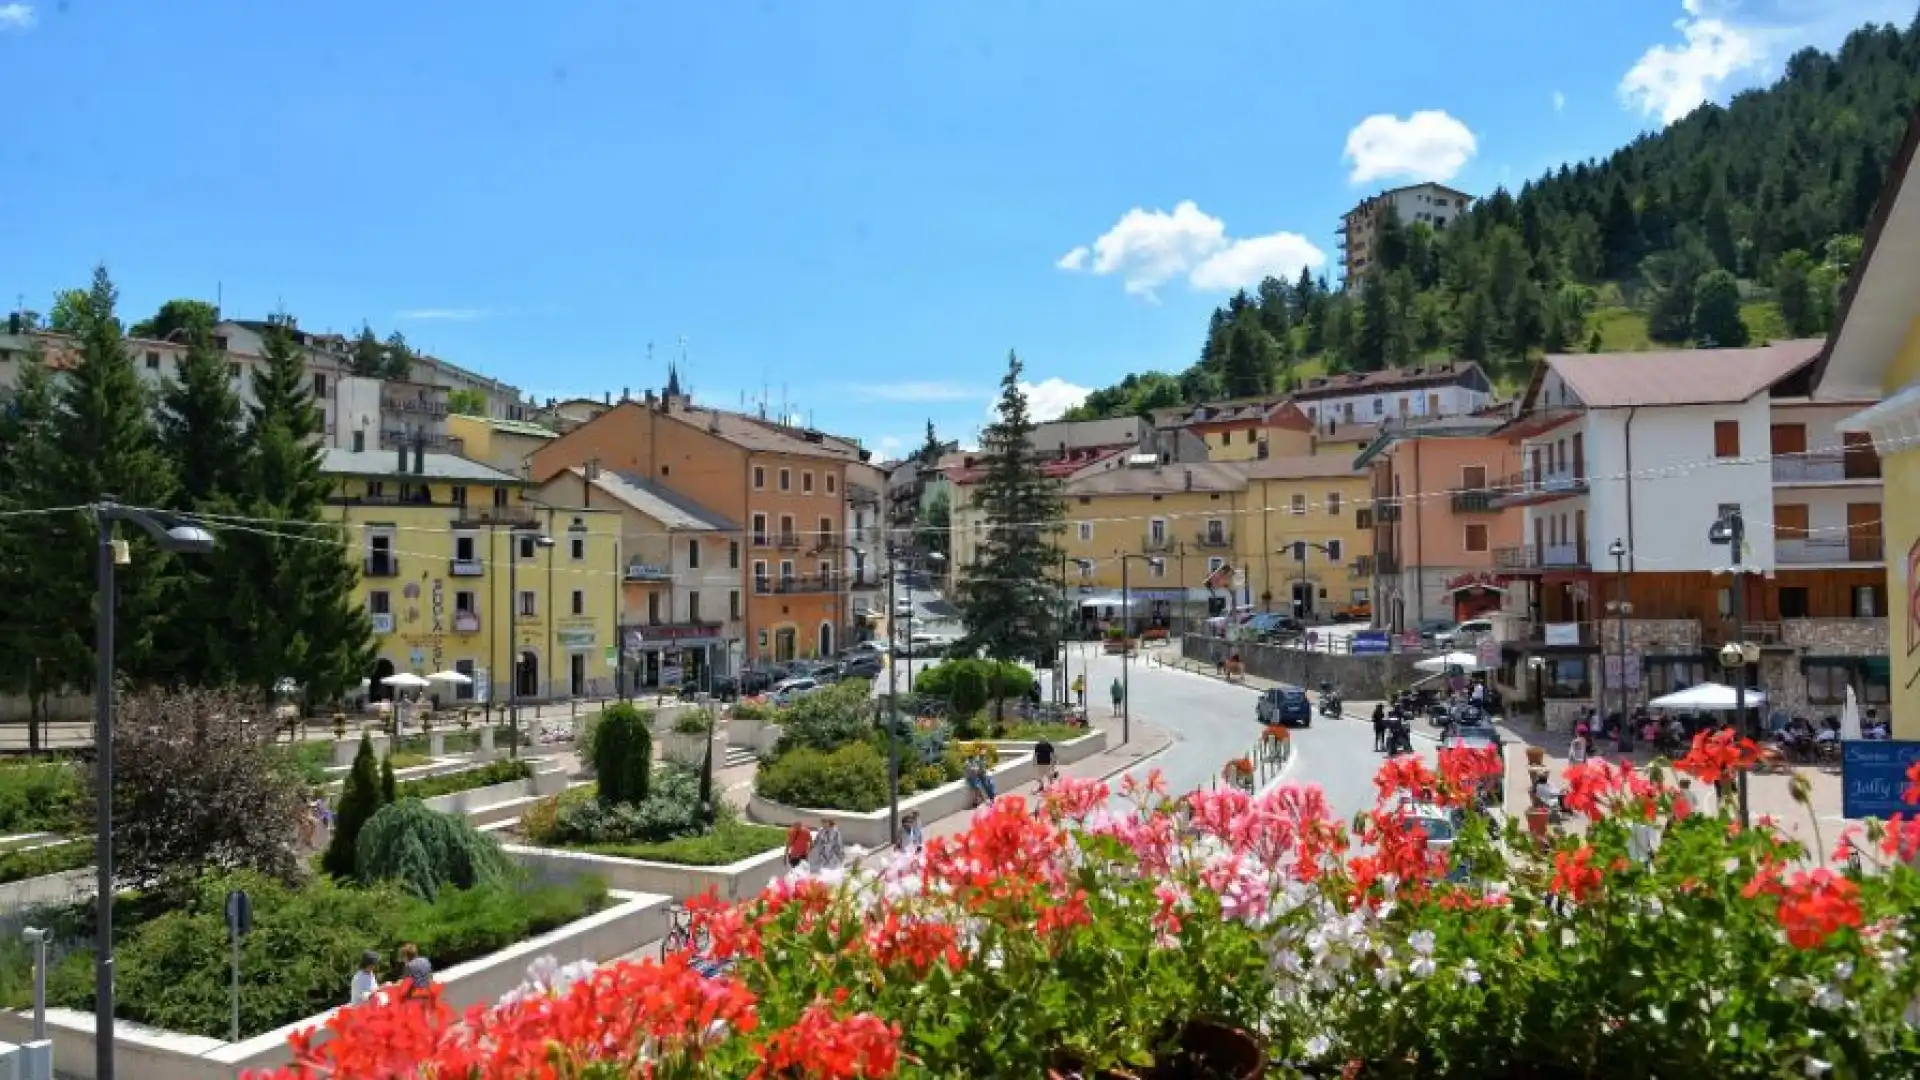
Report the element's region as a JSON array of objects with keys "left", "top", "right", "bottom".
[
  {"left": 770, "top": 678, "right": 820, "bottom": 705},
  {"left": 1435, "top": 618, "right": 1495, "bottom": 650},
  {"left": 894, "top": 598, "right": 915, "bottom": 616}
]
